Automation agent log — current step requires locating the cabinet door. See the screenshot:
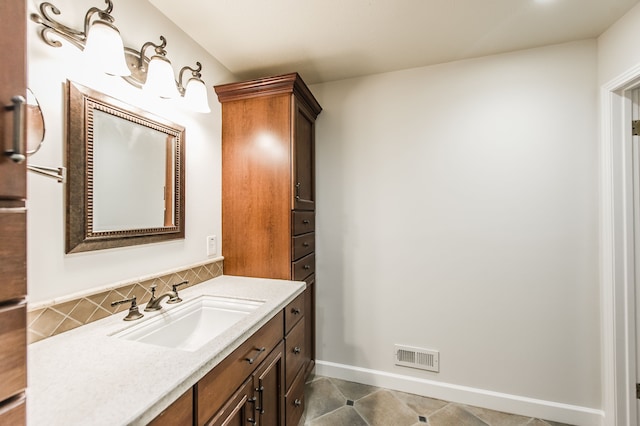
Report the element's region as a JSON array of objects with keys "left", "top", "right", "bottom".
[
  {"left": 205, "top": 378, "right": 255, "bottom": 426},
  {"left": 0, "top": 2, "right": 27, "bottom": 423},
  {"left": 0, "top": 0, "right": 27, "bottom": 200},
  {"left": 292, "top": 100, "right": 315, "bottom": 211},
  {"left": 253, "top": 342, "right": 284, "bottom": 426}
]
